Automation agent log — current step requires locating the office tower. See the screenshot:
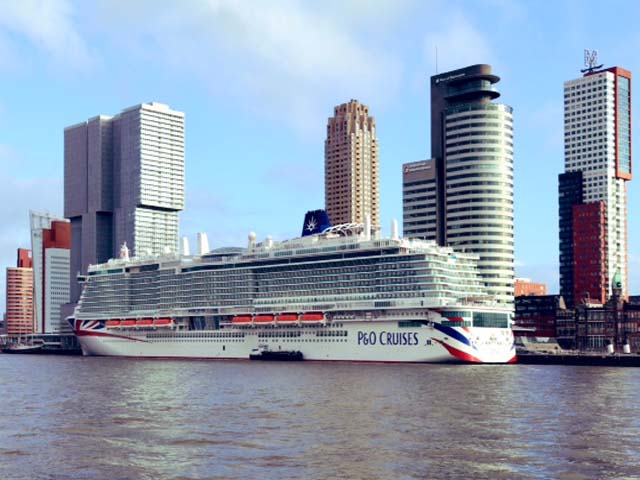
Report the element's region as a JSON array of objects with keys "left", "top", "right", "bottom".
[
  {"left": 403, "top": 64, "right": 514, "bottom": 305},
  {"left": 5, "top": 248, "right": 34, "bottom": 335},
  {"left": 559, "top": 66, "right": 631, "bottom": 307},
  {"left": 30, "top": 212, "right": 70, "bottom": 333},
  {"left": 402, "top": 160, "right": 437, "bottom": 240},
  {"left": 64, "top": 102, "right": 185, "bottom": 302},
  {"left": 325, "top": 100, "right": 379, "bottom": 227}
]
